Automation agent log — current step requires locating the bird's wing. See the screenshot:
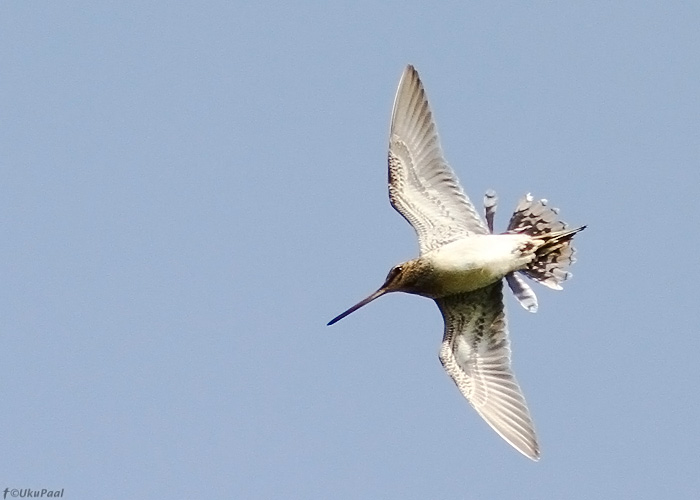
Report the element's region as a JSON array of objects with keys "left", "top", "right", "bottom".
[
  {"left": 388, "top": 65, "right": 488, "bottom": 254},
  {"left": 436, "top": 281, "right": 539, "bottom": 460}
]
